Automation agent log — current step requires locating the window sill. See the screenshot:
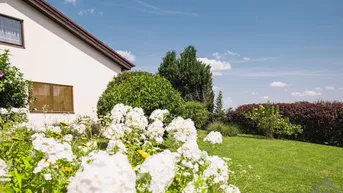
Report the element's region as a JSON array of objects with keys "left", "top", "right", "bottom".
[
  {"left": 30, "top": 111, "right": 75, "bottom": 114},
  {"left": 0, "top": 41, "right": 25, "bottom": 49}
]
